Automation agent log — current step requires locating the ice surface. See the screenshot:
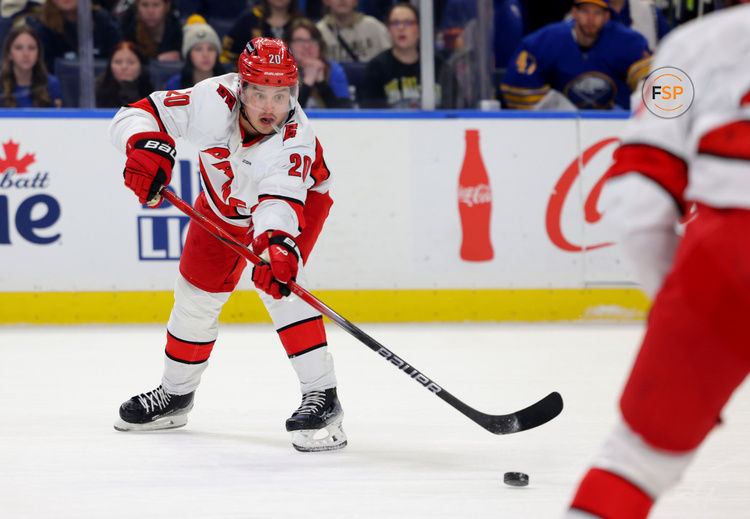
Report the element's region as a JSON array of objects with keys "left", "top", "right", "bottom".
[{"left": 1, "top": 323, "right": 748, "bottom": 518}]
